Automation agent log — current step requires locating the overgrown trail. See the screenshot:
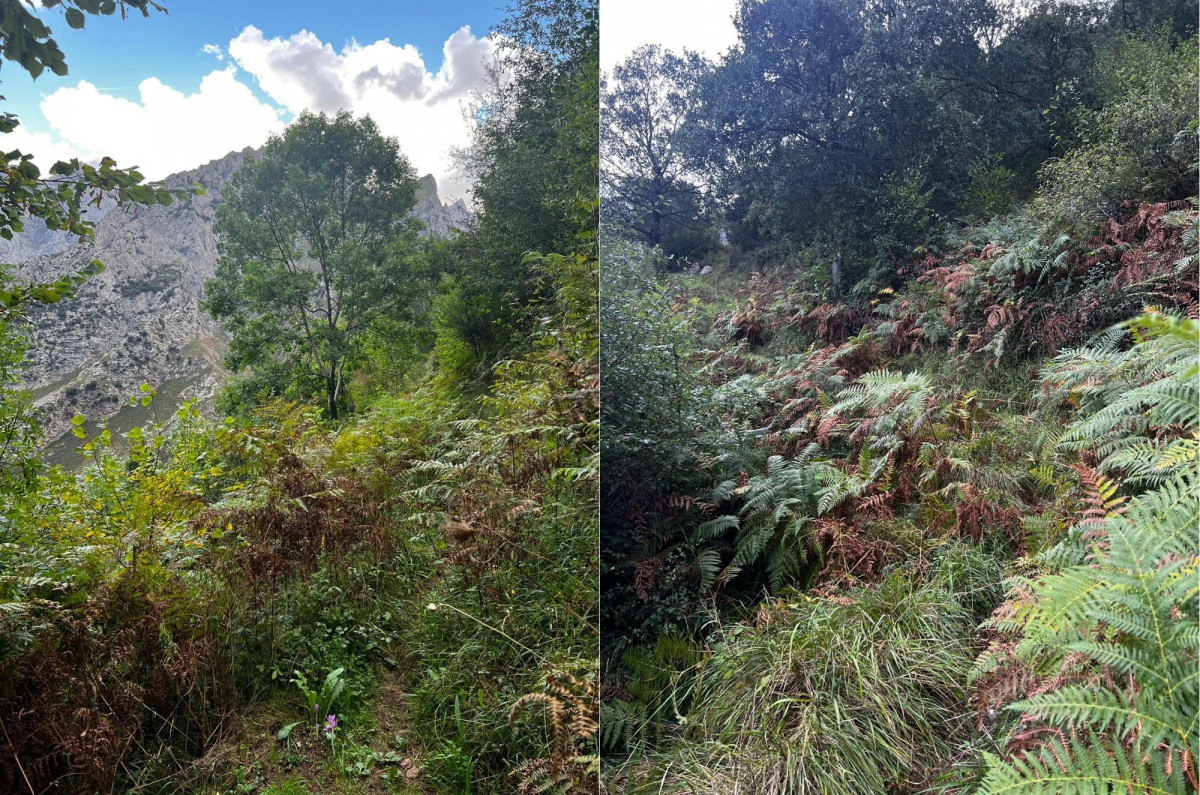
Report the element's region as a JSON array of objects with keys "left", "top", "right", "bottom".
[
  {"left": 0, "top": 2, "right": 599, "bottom": 793},
  {"left": 601, "top": 11, "right": 1196, "bottom": 789},
  {"left": 604, "top": 208, "right": 1195, "bottom": 792},
  {"left": 602, "top": 188, "right": 1197, "bottom": 795},
  {"left": 186, "top": 668, "right": 426, "bottom": 794}
]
